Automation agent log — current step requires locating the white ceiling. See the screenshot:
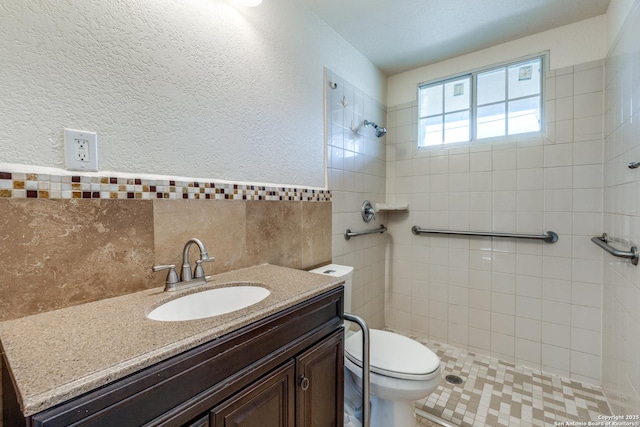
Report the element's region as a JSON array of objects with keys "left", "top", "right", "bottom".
[{"left": 300, "top": 0, "right": 611, "bottom": 76}]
